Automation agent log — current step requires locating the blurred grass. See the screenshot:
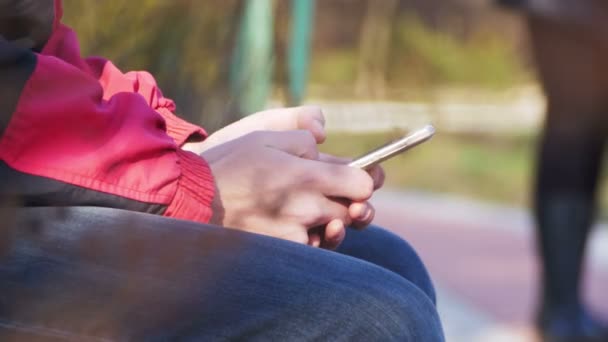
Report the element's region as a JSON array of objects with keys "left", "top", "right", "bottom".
[
  {"left": 309, "top": 15, "right": 531, "bottom": 100},
  {"left": 310, "top": 50, "right": 358, "bottom": 86},
  {"left": 321, "top": 131, "right": 534, "bottom": 207},
  {"left": 389, "top": 16, "right": 529, "bottom": 90}
]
